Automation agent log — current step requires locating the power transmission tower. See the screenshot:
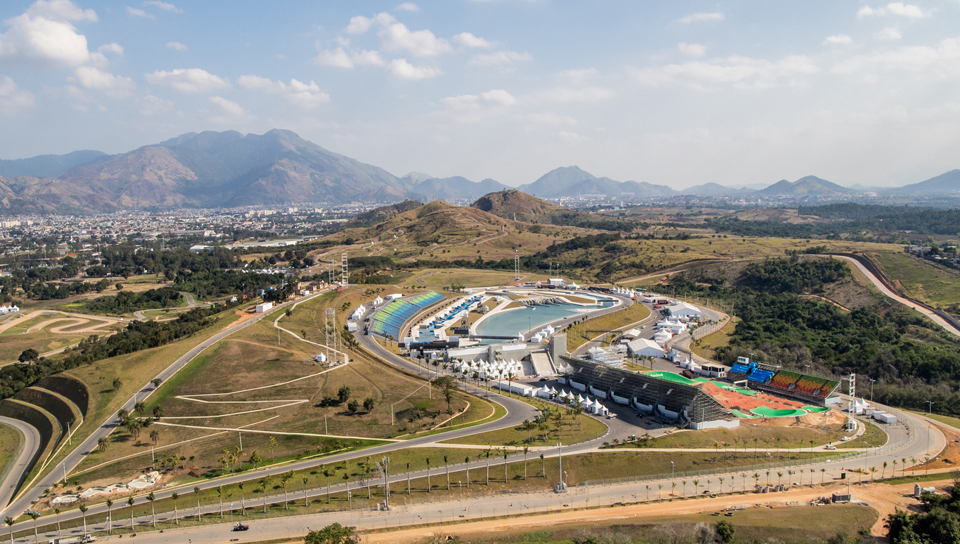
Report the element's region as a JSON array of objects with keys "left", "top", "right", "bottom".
[
  {"left": 328, "top": 258, "right": 335, "bottom": 284},
  {"left": 848, "top": 373, "right": 856, "bottom": 416},
  {"left": 342, "top": 253, "right": 348, "bottom": 286}
]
